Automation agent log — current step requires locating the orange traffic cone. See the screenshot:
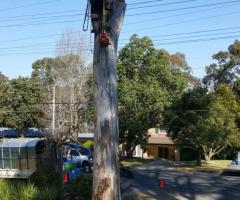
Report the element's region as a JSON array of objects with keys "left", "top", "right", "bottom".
[
  {"left": 64, "top": 173, "right": 68, "bottom": 183},
  {"left": 160, "top": 179, "right": 164, "bottom": 188}
]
